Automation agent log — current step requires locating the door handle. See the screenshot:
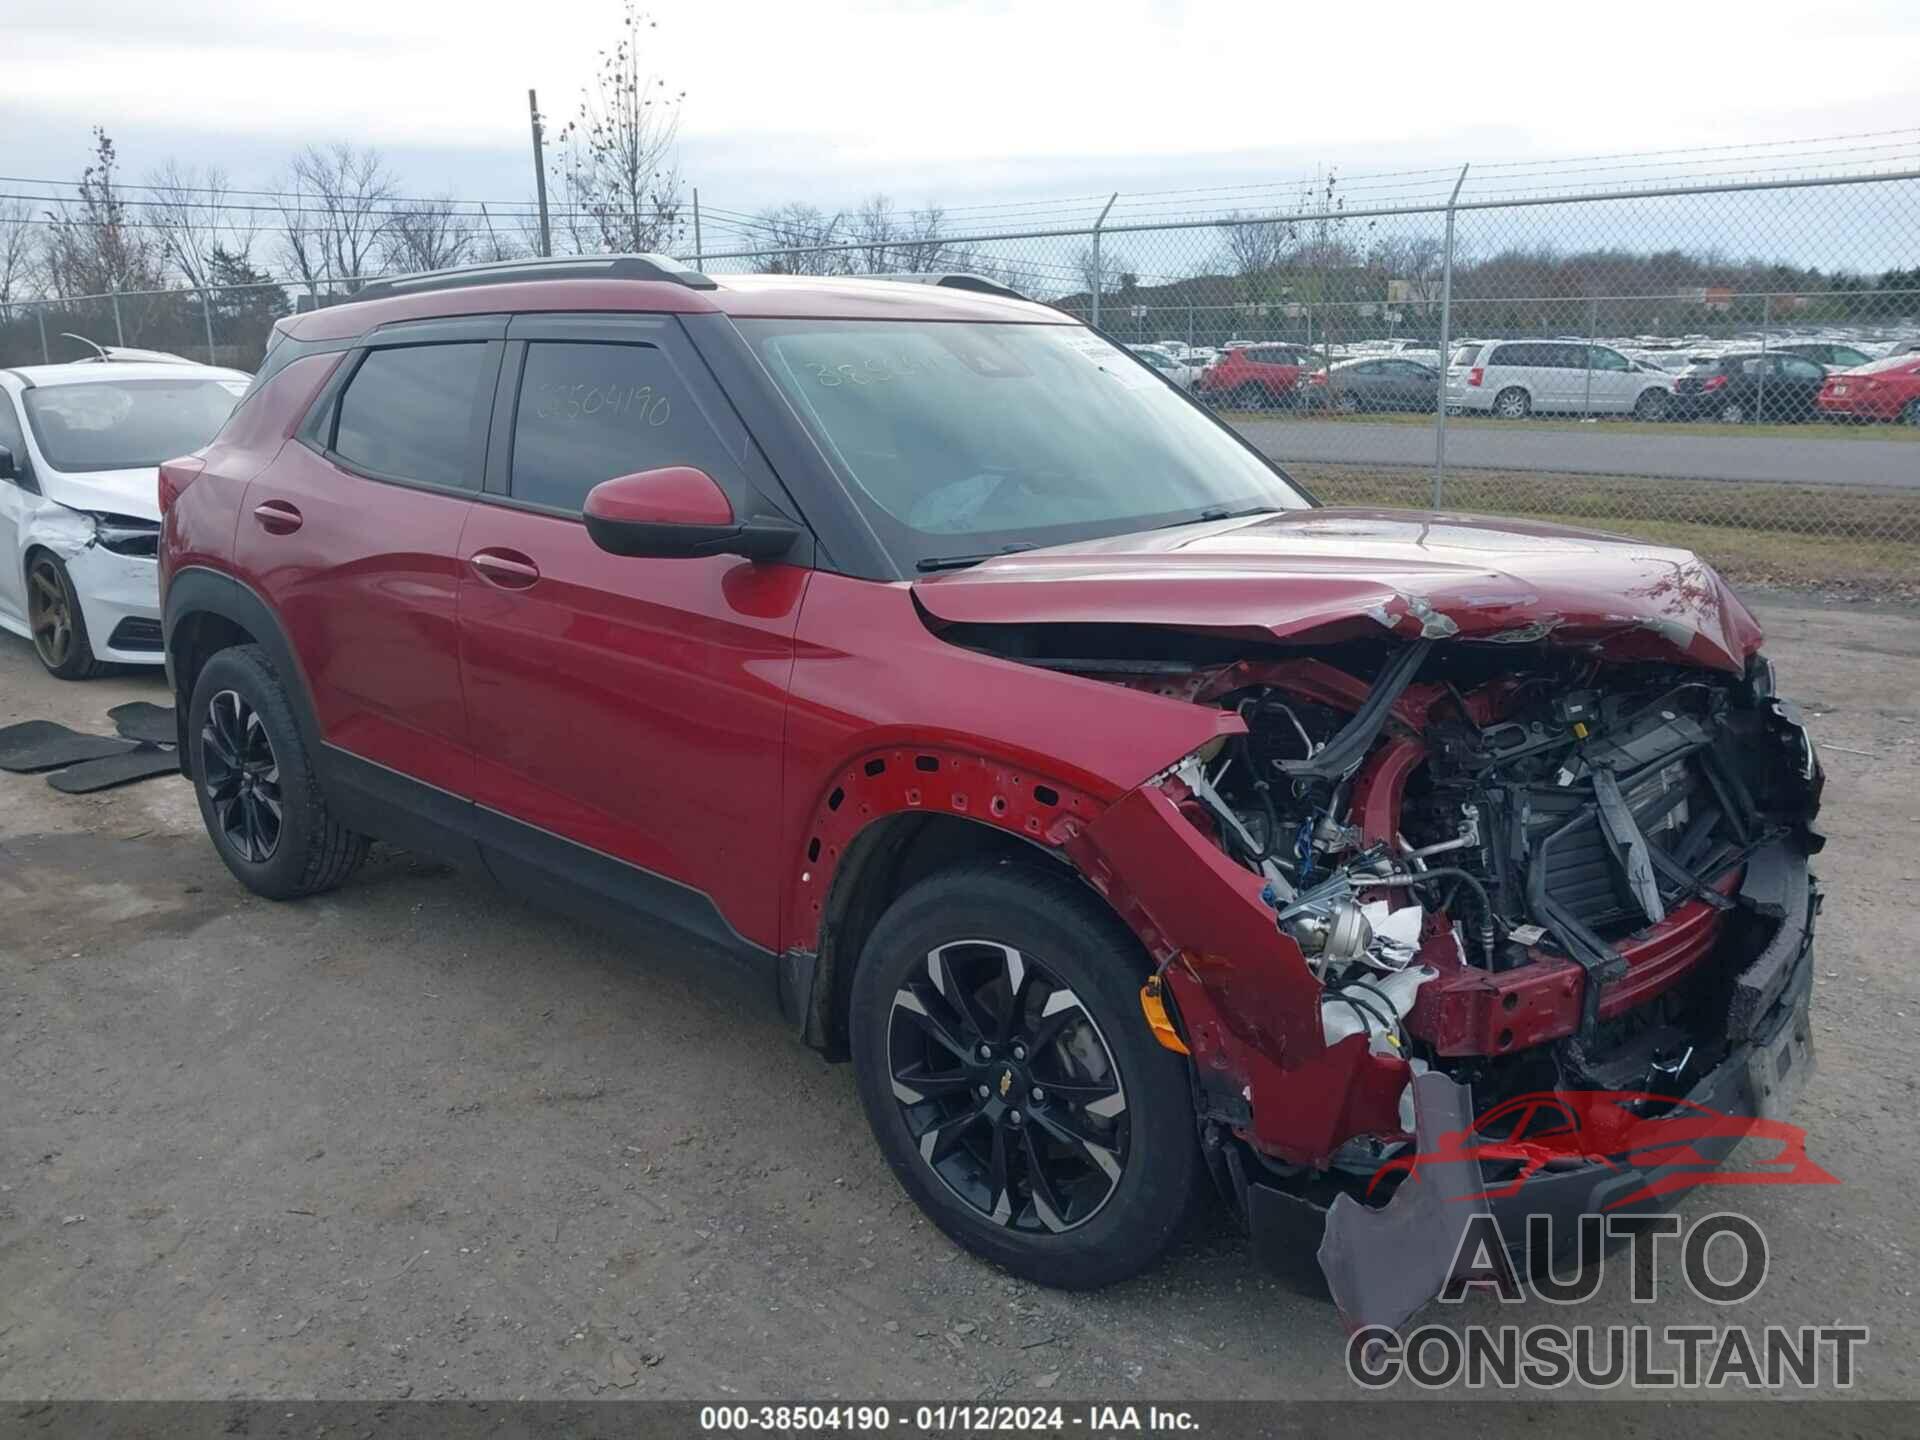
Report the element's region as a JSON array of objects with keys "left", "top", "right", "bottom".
[
  {"left": 470, "top": 548, "right": 540, "bottom": 590},
  {"left": 252, "top": 499, "right": 303, "bottom": 535}
]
